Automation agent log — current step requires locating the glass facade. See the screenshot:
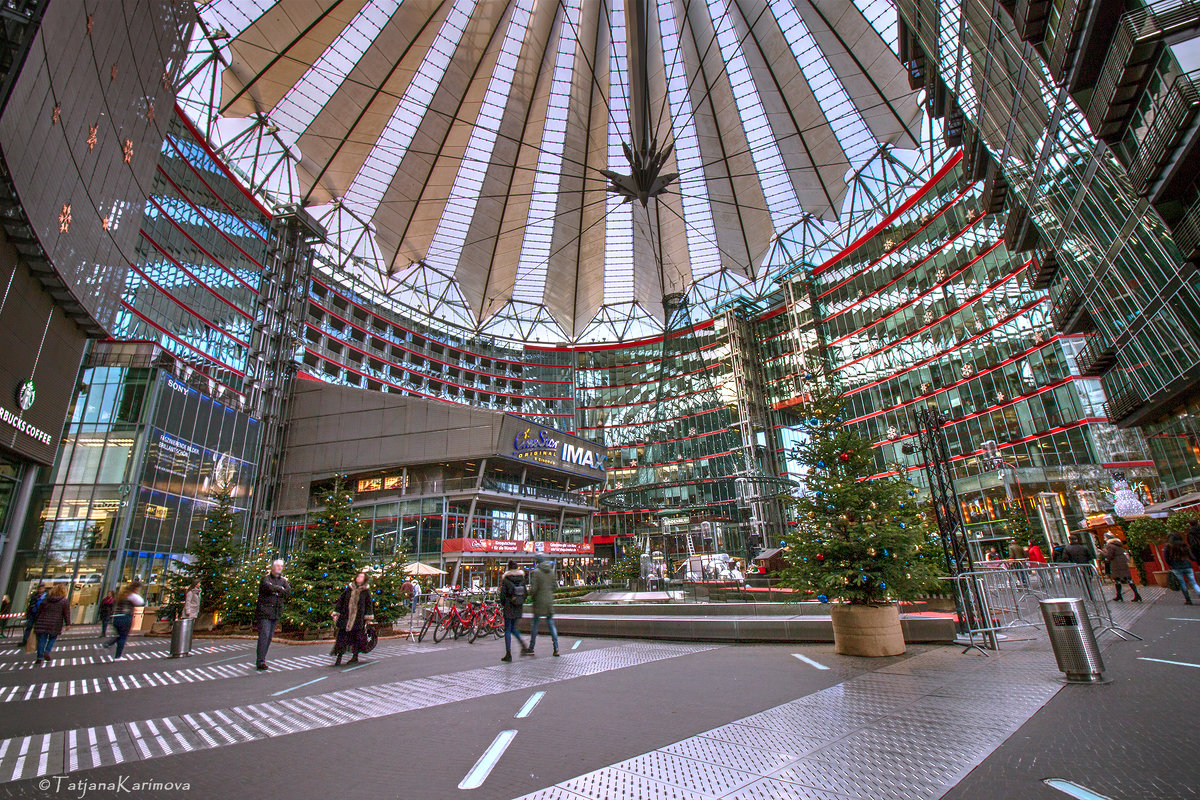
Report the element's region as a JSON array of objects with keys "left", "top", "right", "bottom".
[{"left": 760, "top": 157, "right": 1157, "bottom": 557}]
